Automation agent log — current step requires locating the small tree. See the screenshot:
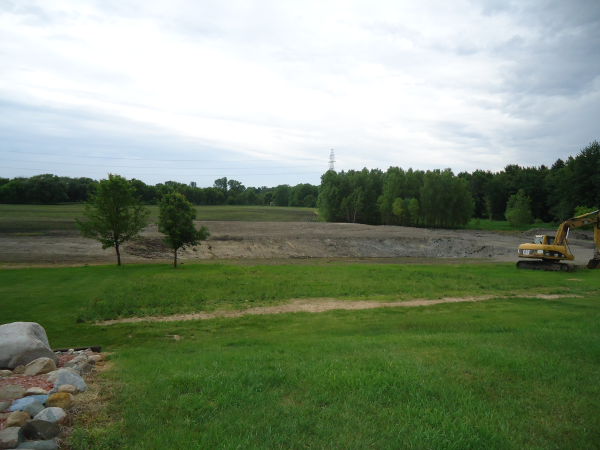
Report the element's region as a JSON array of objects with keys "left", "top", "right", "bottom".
[
  {"left": 392, "top": 198, "right": 404, "bottom": 224},
  {"left": 76, "top": 174, "right": 150, "bottom": 266},
  {"left": 158, "top": 192, "right": 210, "bottom": 268},
  {"left": 505, "top": 189, "right": 534, "bottom": 226}
]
